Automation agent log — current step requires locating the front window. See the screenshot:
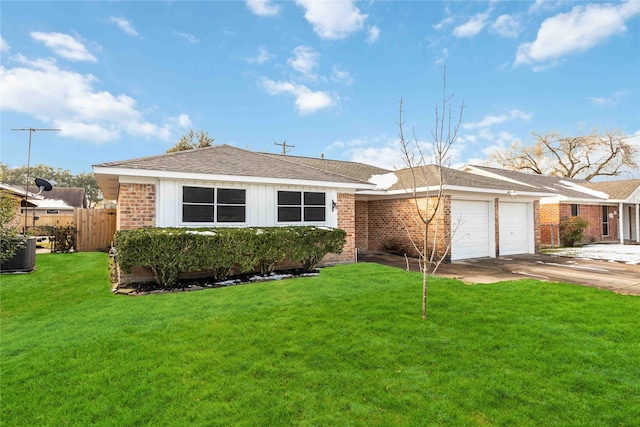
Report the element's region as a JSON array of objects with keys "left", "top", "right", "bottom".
[
  {"left": 182, "top": 186, "right": 245, "bottom": 223},
  {"left": 602, "top": 206, "right": 609, "bottom": 236},
  {"left": 571, "top": 204, "right": 579, "bottom": 217},
  {"left": 277, "top": 191, "right": 326, "bottom": 222}
]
